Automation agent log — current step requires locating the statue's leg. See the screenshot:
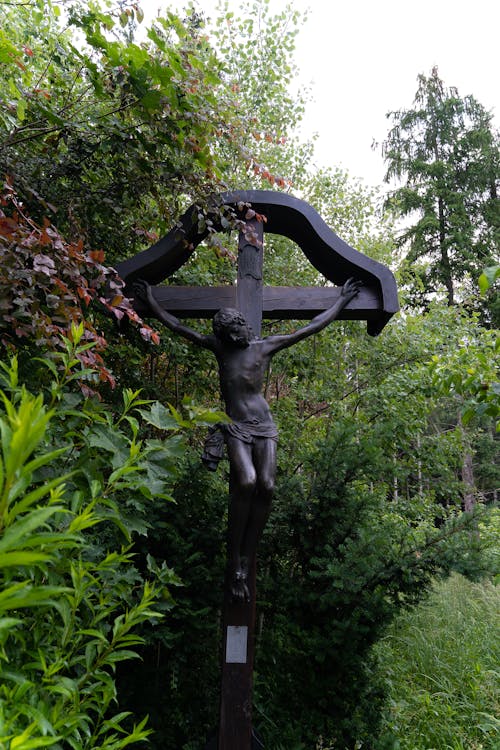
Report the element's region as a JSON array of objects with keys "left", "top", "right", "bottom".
[
  {"left": 226, "top": 436, "right": 256, "bottom": 602},
  {"left": 240, "top": 438, "right": 276, "bottom": 563}
]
